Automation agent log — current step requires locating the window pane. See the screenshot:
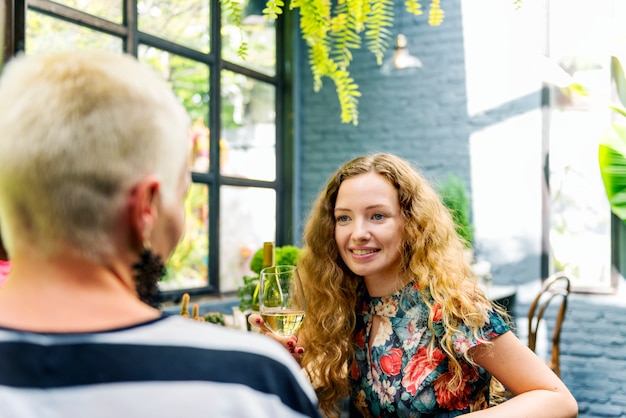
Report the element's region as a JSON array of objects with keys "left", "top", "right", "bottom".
[
  {"left": 189, "top": 120, "right": 211, "bottom": 172},
  {"left": 222, "top": 0, "right": 276, "bottom": 76},
  {"left": 161, "top": 183, "right": 209, "bottom": 291},
  {"left": 48, "top": 0, "right": 123, "bottom": 23},
  {"left": 138, "top": 45, "right": 211, "bottom": 172},
  {"left": 26, "top": 11, "right": 123, "bottom": 53},
  {"left": 548, "top": 0, "right": 613, "bottom": 291},
  {"left": 219, "top": 186, "right": 276, "bottom": 292},
  {"left": 138, "top": 0, "right": 210, "bottom": 54},
  {"left": 221, "top": 72, "right": 276, "bottom": 180}
]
